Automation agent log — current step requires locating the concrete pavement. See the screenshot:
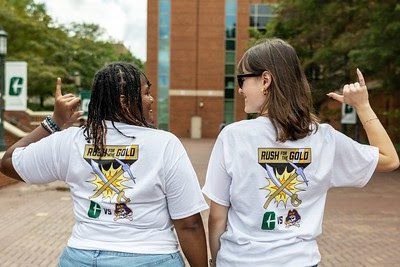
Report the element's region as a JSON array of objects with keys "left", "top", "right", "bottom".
[{"left": 0, "top": 138, "right": 399, "bottom": 266}]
